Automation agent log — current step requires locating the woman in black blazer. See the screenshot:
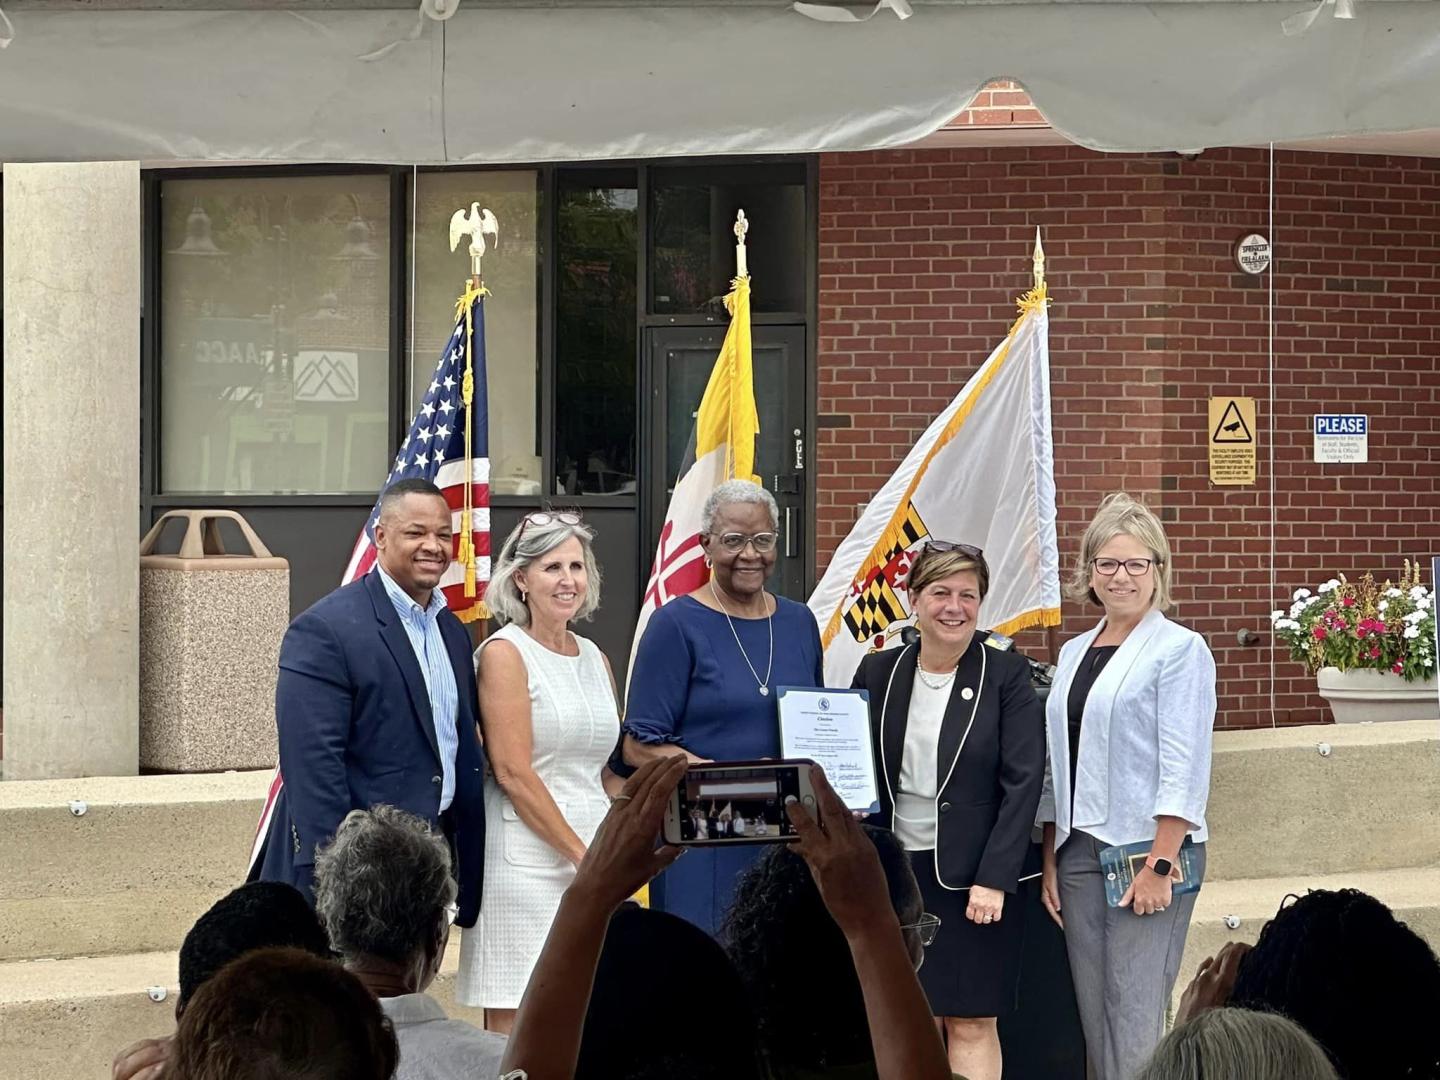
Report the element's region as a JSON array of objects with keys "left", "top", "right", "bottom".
[{"left": 851, "top": 542, "right": 1045, "bottom": 1080}]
